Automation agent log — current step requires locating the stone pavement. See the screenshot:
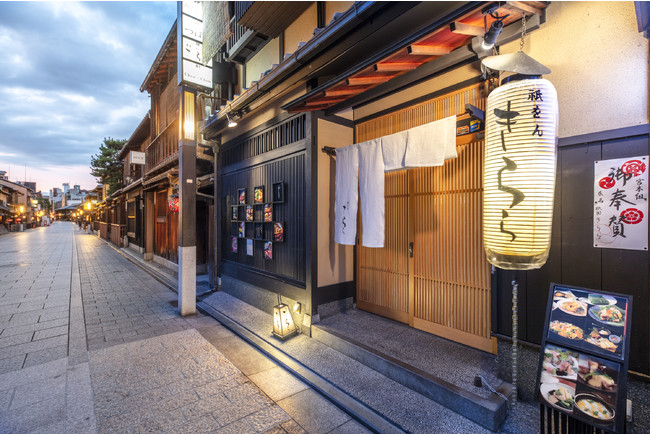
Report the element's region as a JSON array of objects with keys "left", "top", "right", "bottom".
[{"left": 0, "top": 222, "right": 368, "bottom": 433}]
